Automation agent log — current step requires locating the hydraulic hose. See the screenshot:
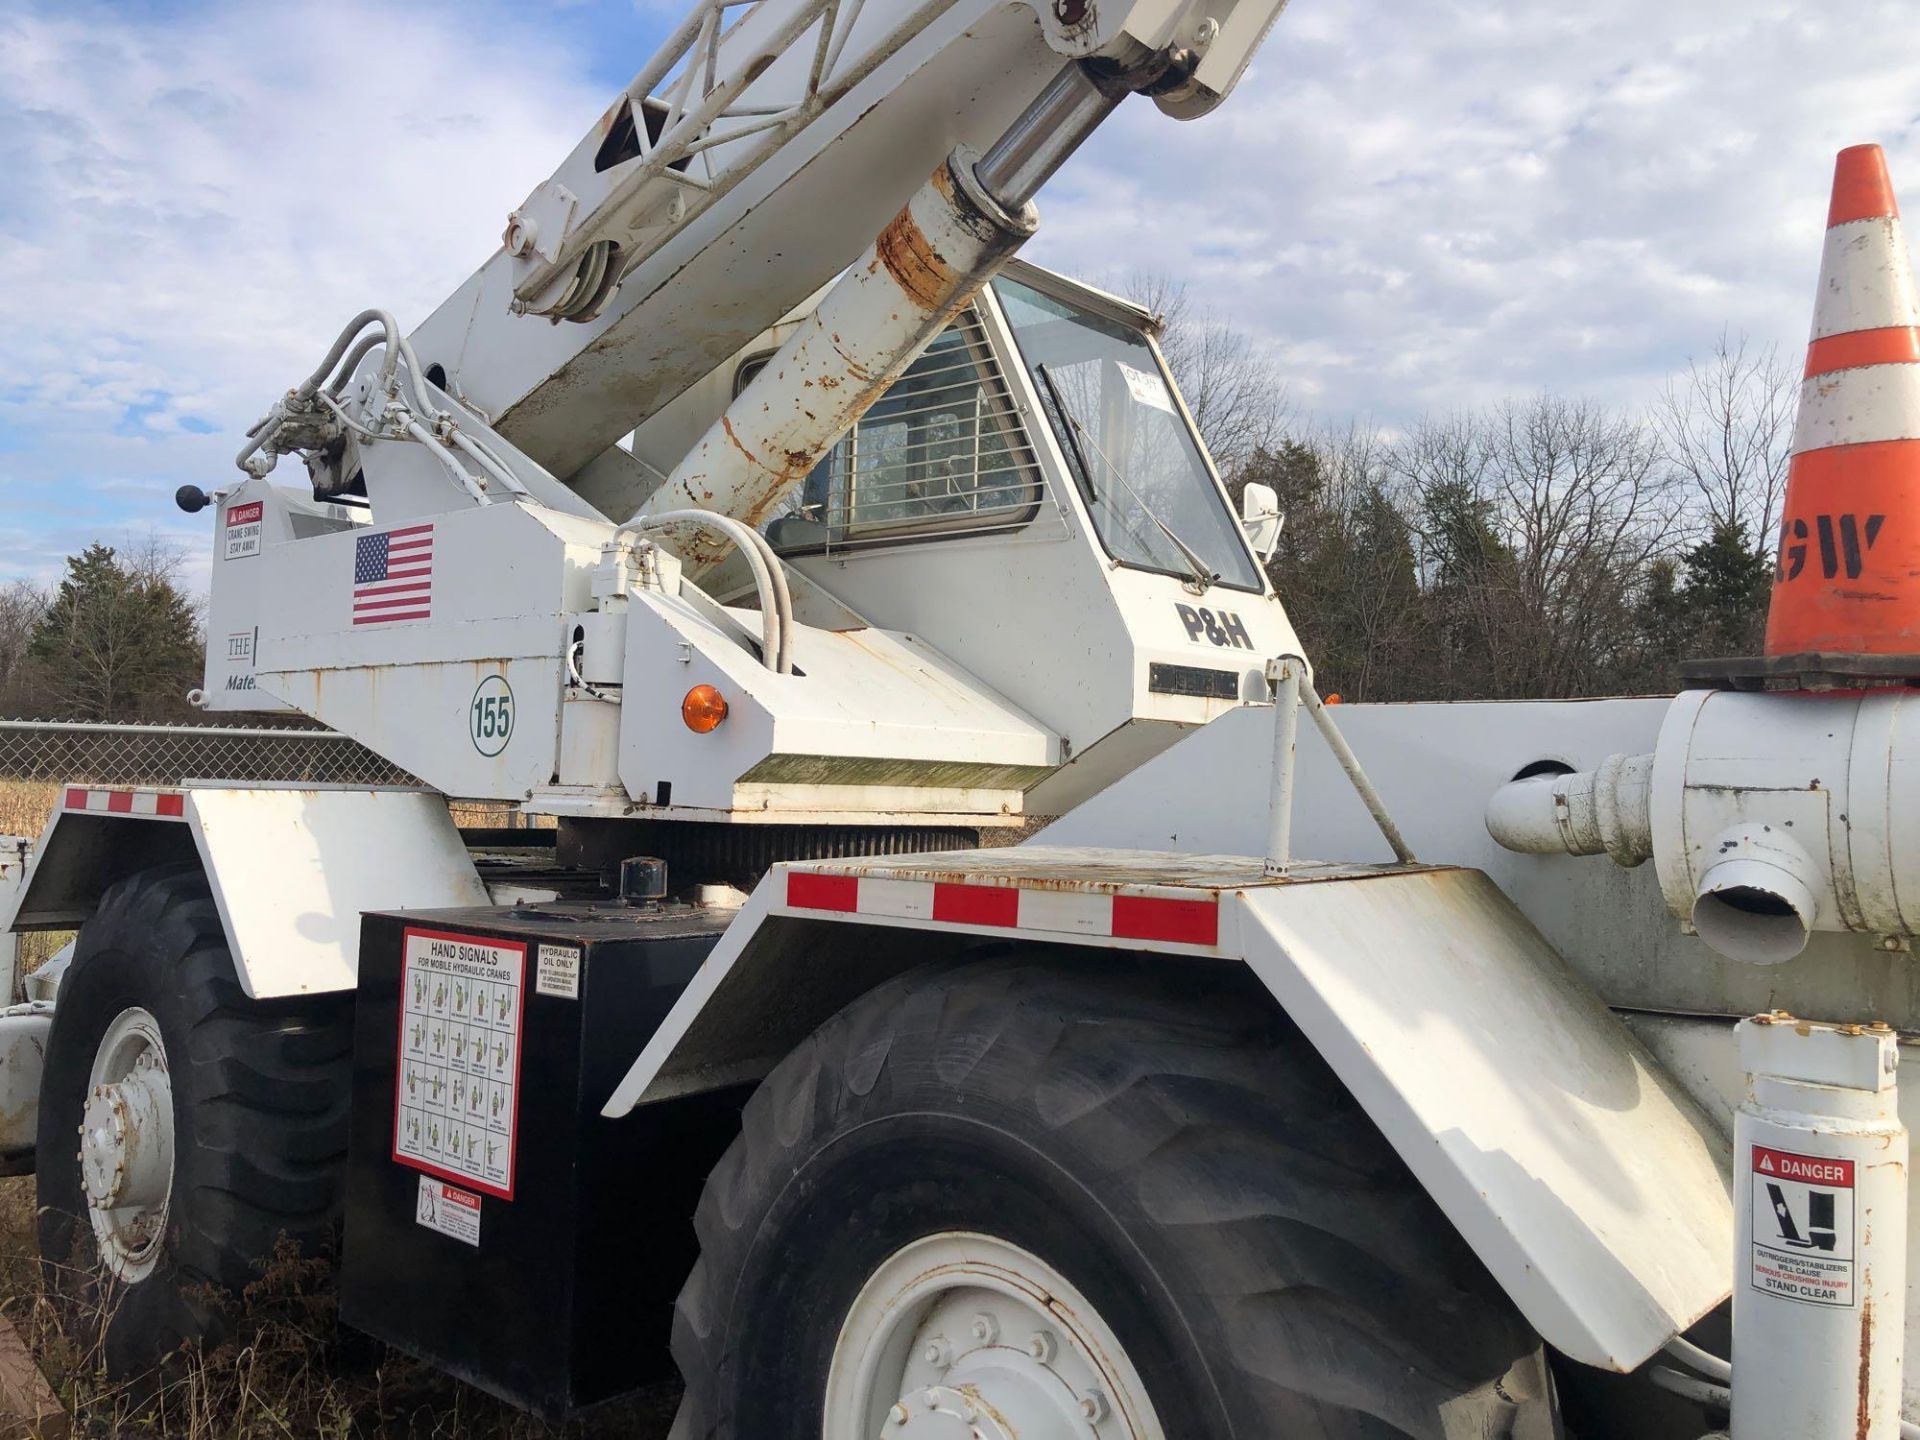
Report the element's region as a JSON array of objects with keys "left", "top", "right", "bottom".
[
  {"left": 1658, "top": 1338, "right": 1920, "bottom": 1438},
  {"left": 625, "top": 511, "right": 794, "bottom": 674}
]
